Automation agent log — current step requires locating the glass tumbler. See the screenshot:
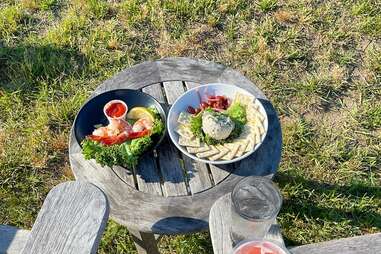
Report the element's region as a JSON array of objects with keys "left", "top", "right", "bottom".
[{"left": 230, "top": 176, "right": 282, "bottom": 244}]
